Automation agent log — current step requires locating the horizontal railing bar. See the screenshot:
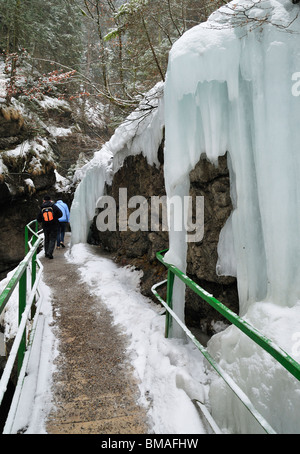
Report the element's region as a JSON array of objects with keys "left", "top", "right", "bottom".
[
  {"left": 156, "top": 250, "right": 300, "bottom": 382},
  {"left": 151, "top": 280, "right": 276, "bottom": 434},
  {"left": 192, "top": 399, "right": 223, "bottom": 435}
]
